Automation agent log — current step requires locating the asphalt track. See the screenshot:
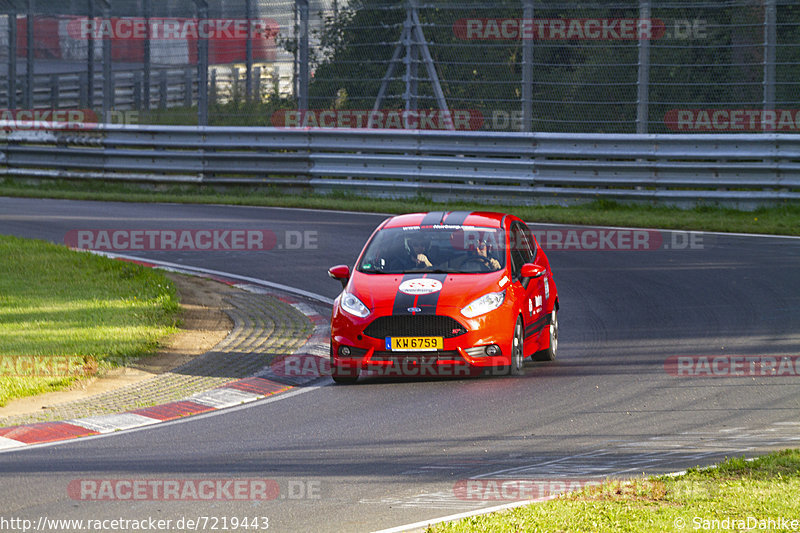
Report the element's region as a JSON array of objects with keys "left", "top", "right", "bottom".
[{"left": 0, "top": 197, "right": 799, "bottom": 532}]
